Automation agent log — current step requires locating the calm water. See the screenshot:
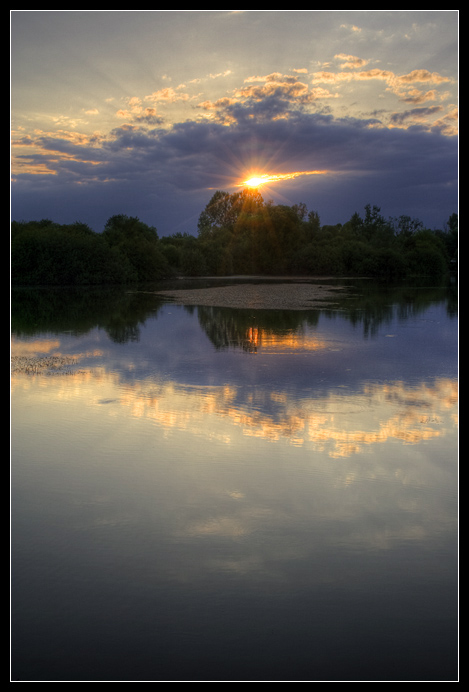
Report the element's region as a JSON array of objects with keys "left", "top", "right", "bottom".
[{"left": 11, "top": 279, "right": 458, "bottom": 681}]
